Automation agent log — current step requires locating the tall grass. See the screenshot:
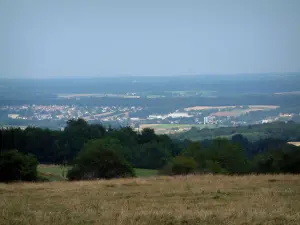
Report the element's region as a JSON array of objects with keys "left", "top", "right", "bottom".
[{"left": 1, "top": 174, "right": 300, "bottom": 225}]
